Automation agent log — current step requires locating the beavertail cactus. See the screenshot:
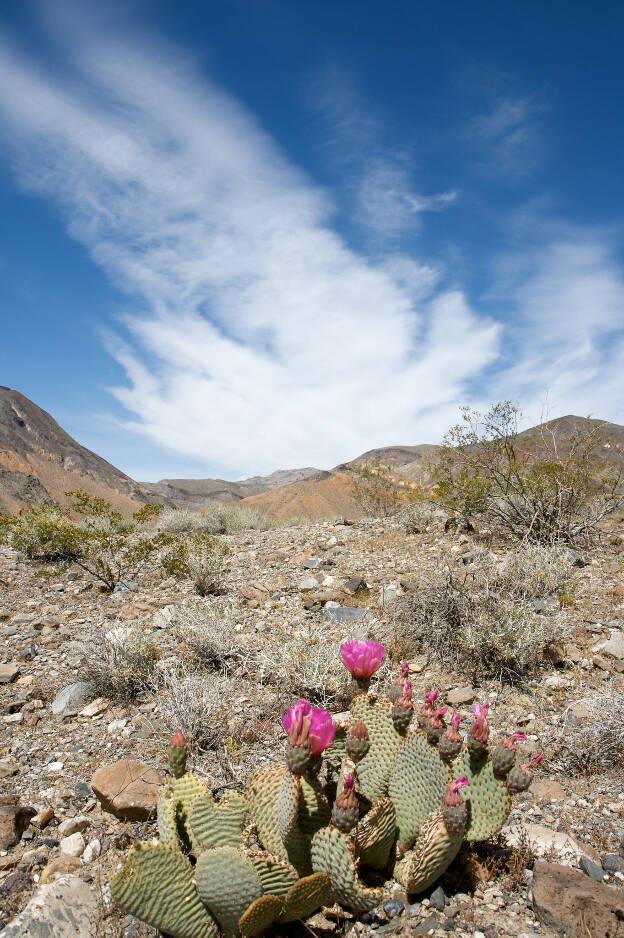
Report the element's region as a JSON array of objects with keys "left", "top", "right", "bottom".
[{"left": 112, "top": 642, "right": 547, "bottom": 935}]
